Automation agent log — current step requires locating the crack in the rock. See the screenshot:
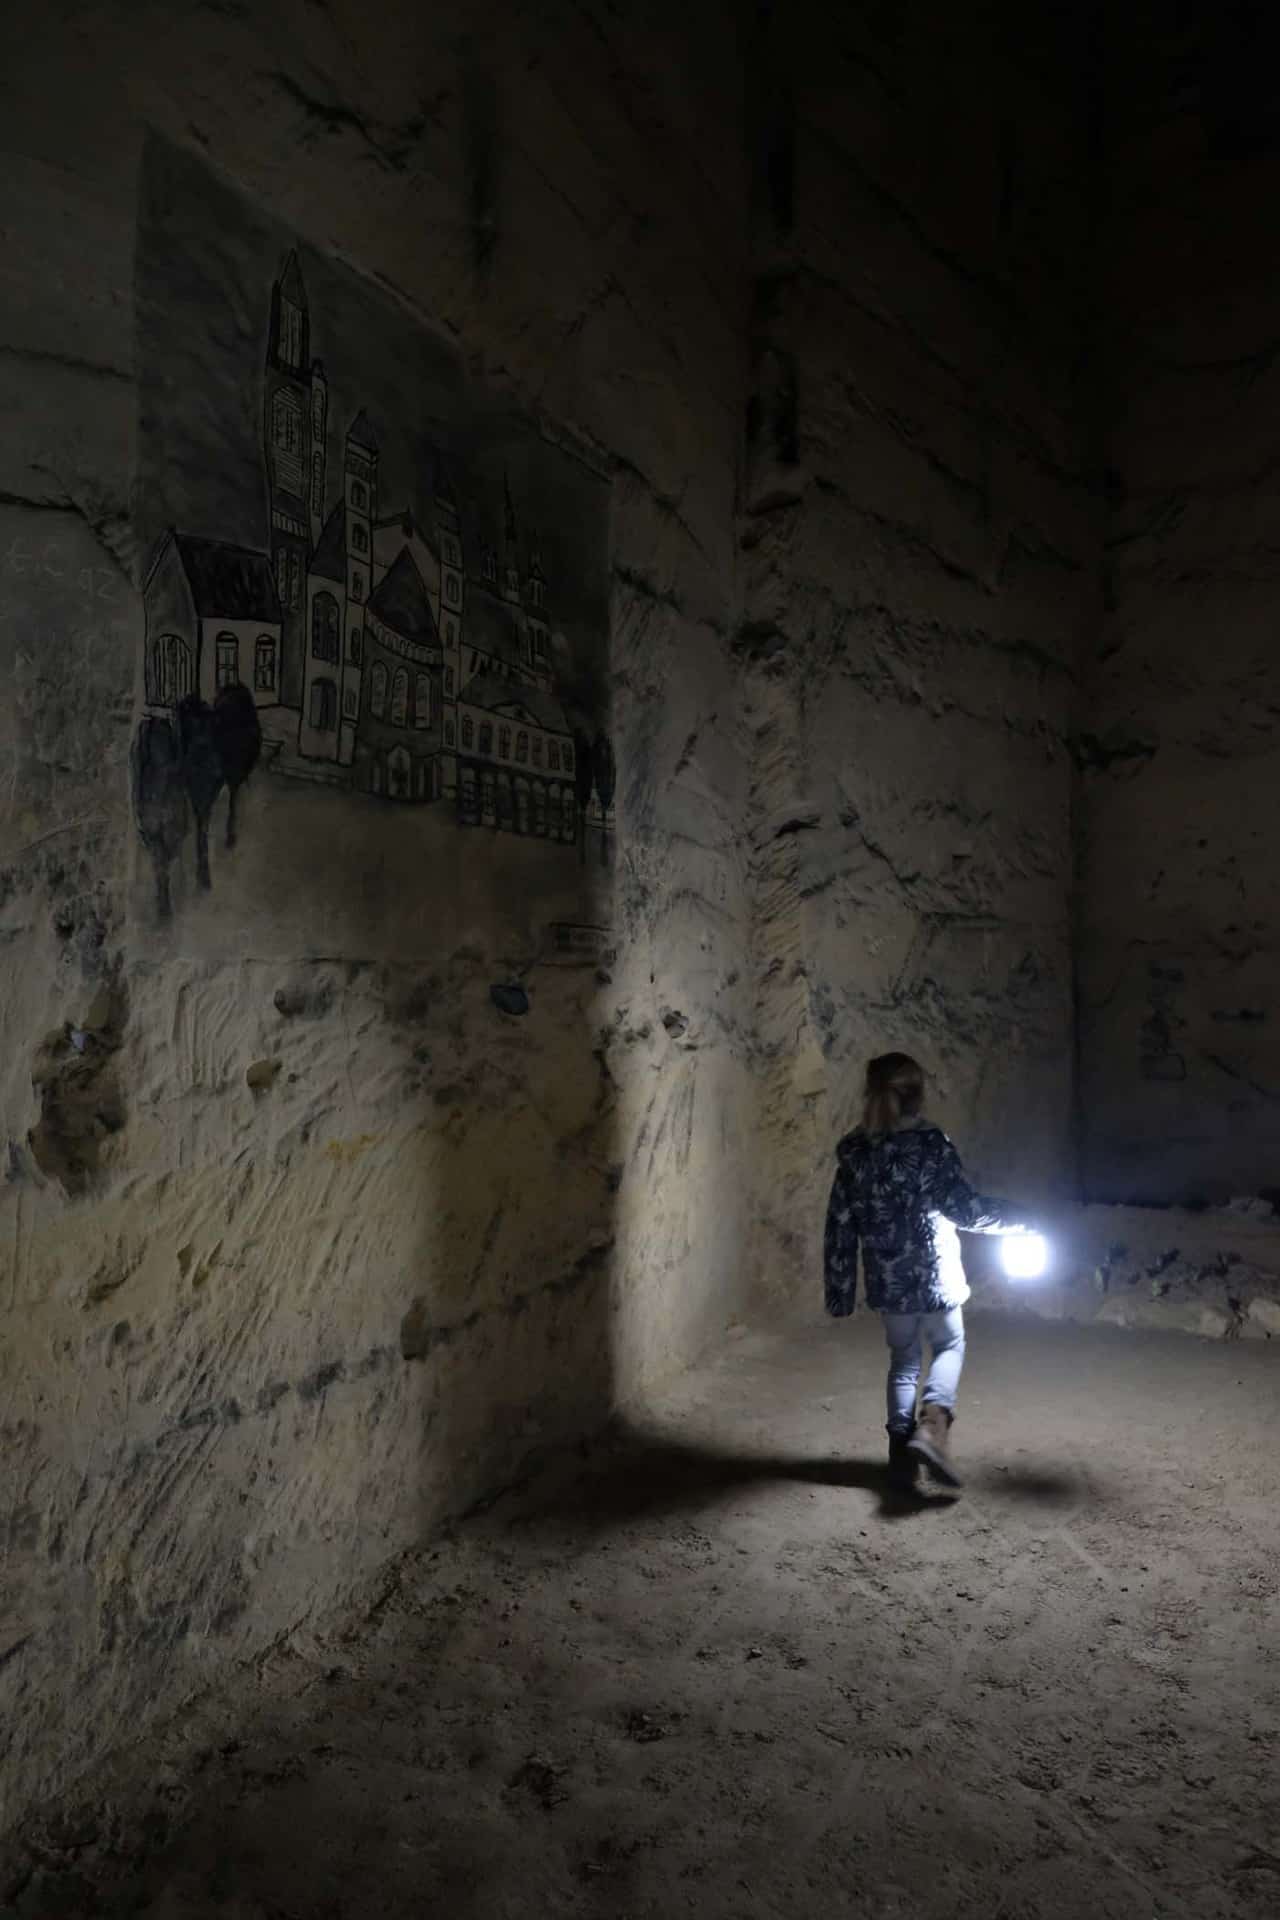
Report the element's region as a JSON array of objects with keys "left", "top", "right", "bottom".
[
  {"left": 264, "top": 70, "right": 438, "bottom": 174},
  {"left": 0, "top": 343, "right": 132, "bottom": 385}
]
